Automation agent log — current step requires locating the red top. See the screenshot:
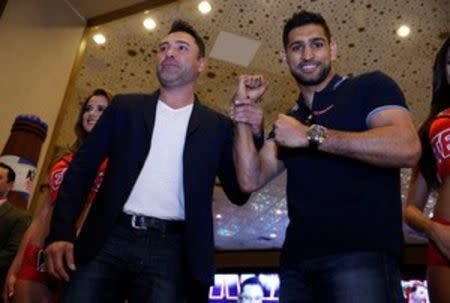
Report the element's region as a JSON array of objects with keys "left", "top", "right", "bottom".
[
  {"left": 430, "top": 108, "right": 450, "bottom": 182},
  {"left": 48, "top": 153, "right": 107, "bottom": 205}
]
